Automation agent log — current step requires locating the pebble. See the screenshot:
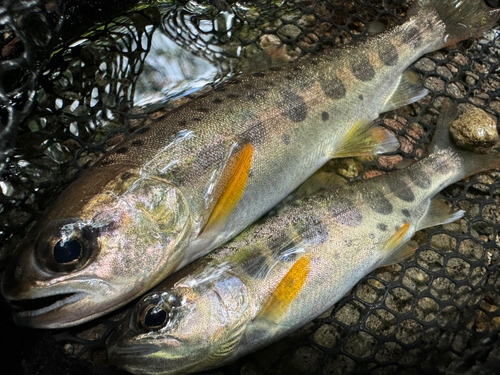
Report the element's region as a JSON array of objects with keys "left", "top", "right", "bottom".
[{"left": 450, "top": 107, "right": 499, "bottom": 153}]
